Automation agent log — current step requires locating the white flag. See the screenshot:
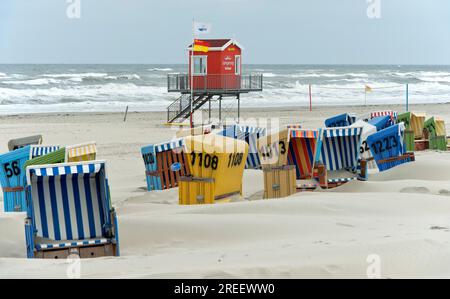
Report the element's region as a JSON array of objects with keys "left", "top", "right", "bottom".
[{"left": 193, "top": 22, "right": 212, "bottom": 35}]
